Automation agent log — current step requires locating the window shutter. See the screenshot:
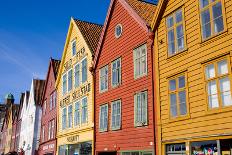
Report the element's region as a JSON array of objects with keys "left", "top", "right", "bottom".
[{"left": 134, "top": 94, "right": 138, "bottom": 126}]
